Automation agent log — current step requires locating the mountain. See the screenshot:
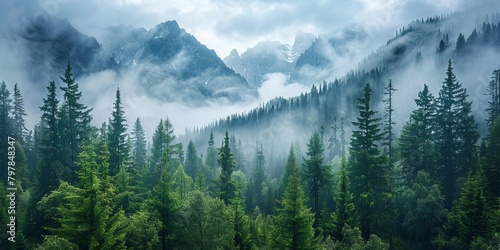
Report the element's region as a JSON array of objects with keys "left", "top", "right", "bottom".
[
  {"left": 2, "top": 18, "right": 256, "bottom": 105},
  {"left": 3, "top": 17, "right": 117, "bottom": 88},
  {"left": 98, "top": 20, "right": 256, "bottom": 104},
  {"left": 223, "top": 32, "right": 315, "bottom": 89},
  {"left": 182, "top": 11, "right": 500, "bottom": 157}
]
